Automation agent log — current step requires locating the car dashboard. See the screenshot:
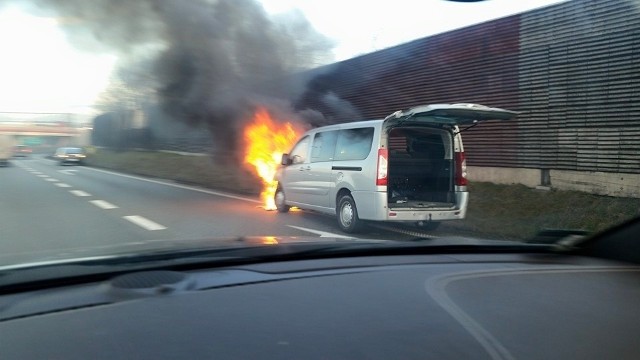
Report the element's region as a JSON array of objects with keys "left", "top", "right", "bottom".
[{"left": 1, "top": 252, "right": 639, "bottom": 359}]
